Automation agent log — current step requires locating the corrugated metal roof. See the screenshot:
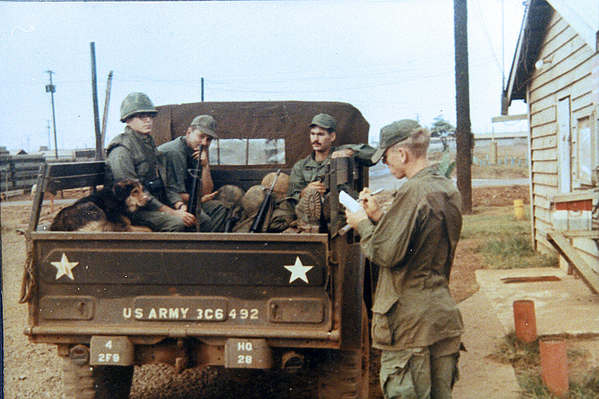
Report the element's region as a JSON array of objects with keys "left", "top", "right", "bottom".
[{"left": 505, "top": 0, "right": 599, "bottom": 105}]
